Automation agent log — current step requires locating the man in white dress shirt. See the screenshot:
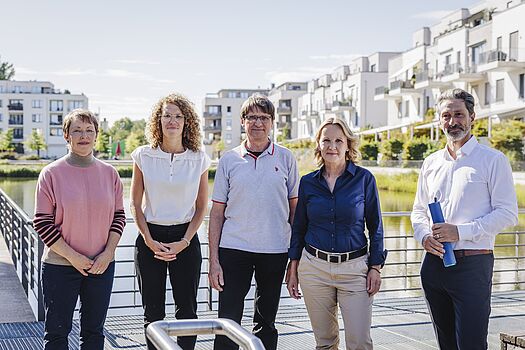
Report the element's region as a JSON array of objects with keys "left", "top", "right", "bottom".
[{"left": 411, "top": 88, "right": 518, "bottom": 350}]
